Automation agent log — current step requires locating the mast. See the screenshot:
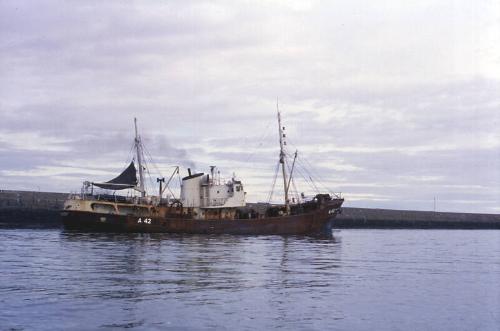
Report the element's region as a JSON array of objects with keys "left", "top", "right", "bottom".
[
  {"left": 134, "top": 118, "right": 146, "bottom": 197},
  {"left": 277, "top": 104, "right": 290, "bottom": 214}
]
